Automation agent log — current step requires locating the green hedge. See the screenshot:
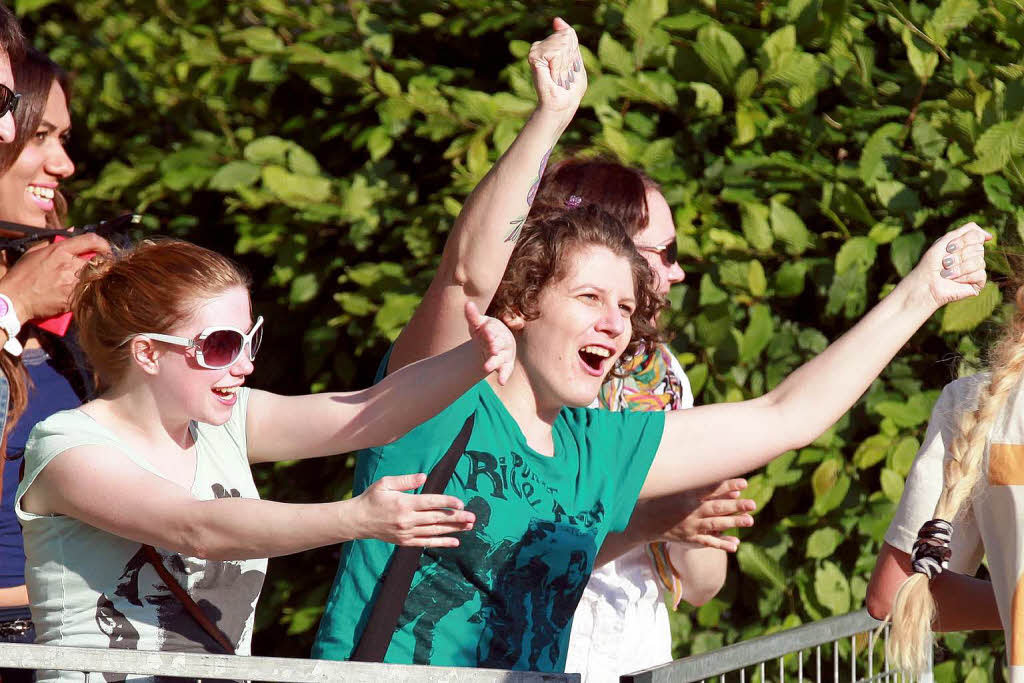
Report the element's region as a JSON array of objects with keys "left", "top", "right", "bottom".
[{"left": 14, "top": 0, "right": 1024, "bottom": 678}]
